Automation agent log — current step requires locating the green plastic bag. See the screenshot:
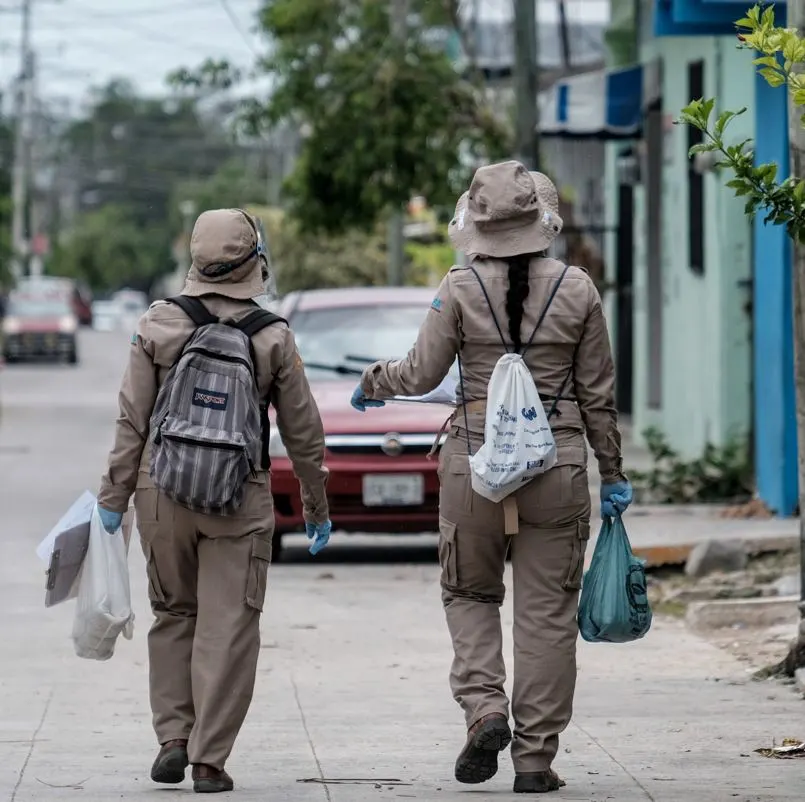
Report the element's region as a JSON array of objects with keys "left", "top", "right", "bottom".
[{"left": 578, "top": 515, "right": 652, "bottom": 643}]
